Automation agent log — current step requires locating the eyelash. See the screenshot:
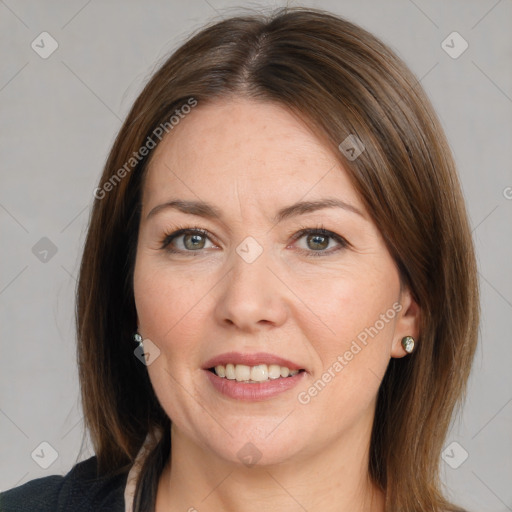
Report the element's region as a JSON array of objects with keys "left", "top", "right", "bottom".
[{"left": 160, "top": 224, "right": 349, "bottom": 258}]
